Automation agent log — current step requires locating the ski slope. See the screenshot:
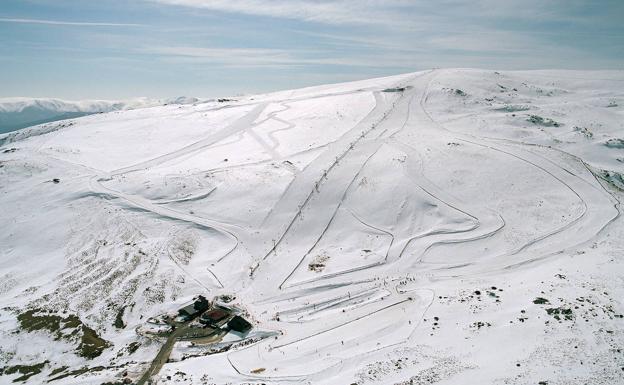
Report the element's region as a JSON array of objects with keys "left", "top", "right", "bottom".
[{"left": 0, "top": 69, "right": 623, "bottom": 385}]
